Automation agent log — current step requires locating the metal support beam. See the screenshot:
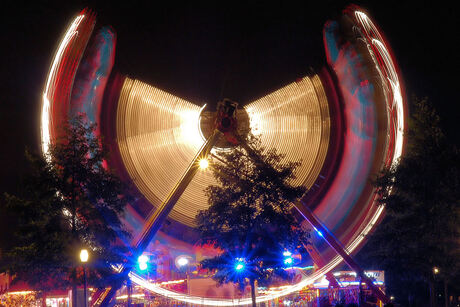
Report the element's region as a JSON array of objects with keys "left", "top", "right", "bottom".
[
  {"left": 135, "top": 129, "right": 221, "bottom": 253},
  {"left": 95, "top": 130, "right": 221, "bottom": 306},
  {"left": 234, "top": 134, "right": 387, "bottom": 303},
  {"left": 303, "top": 242, "right": 340, "bottom": 288},
  {"left": 293, "top": 201, "right": 391, "bottom": 304}
]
